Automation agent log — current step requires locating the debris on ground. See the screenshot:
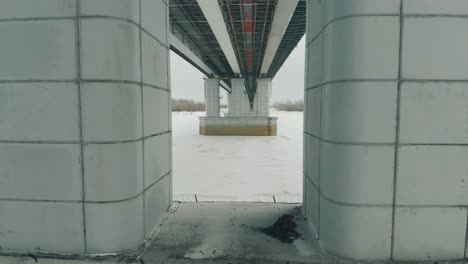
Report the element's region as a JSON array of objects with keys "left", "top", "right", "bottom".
[{"left": 259, "top": 214, "right": 301, "bottom": 243}]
